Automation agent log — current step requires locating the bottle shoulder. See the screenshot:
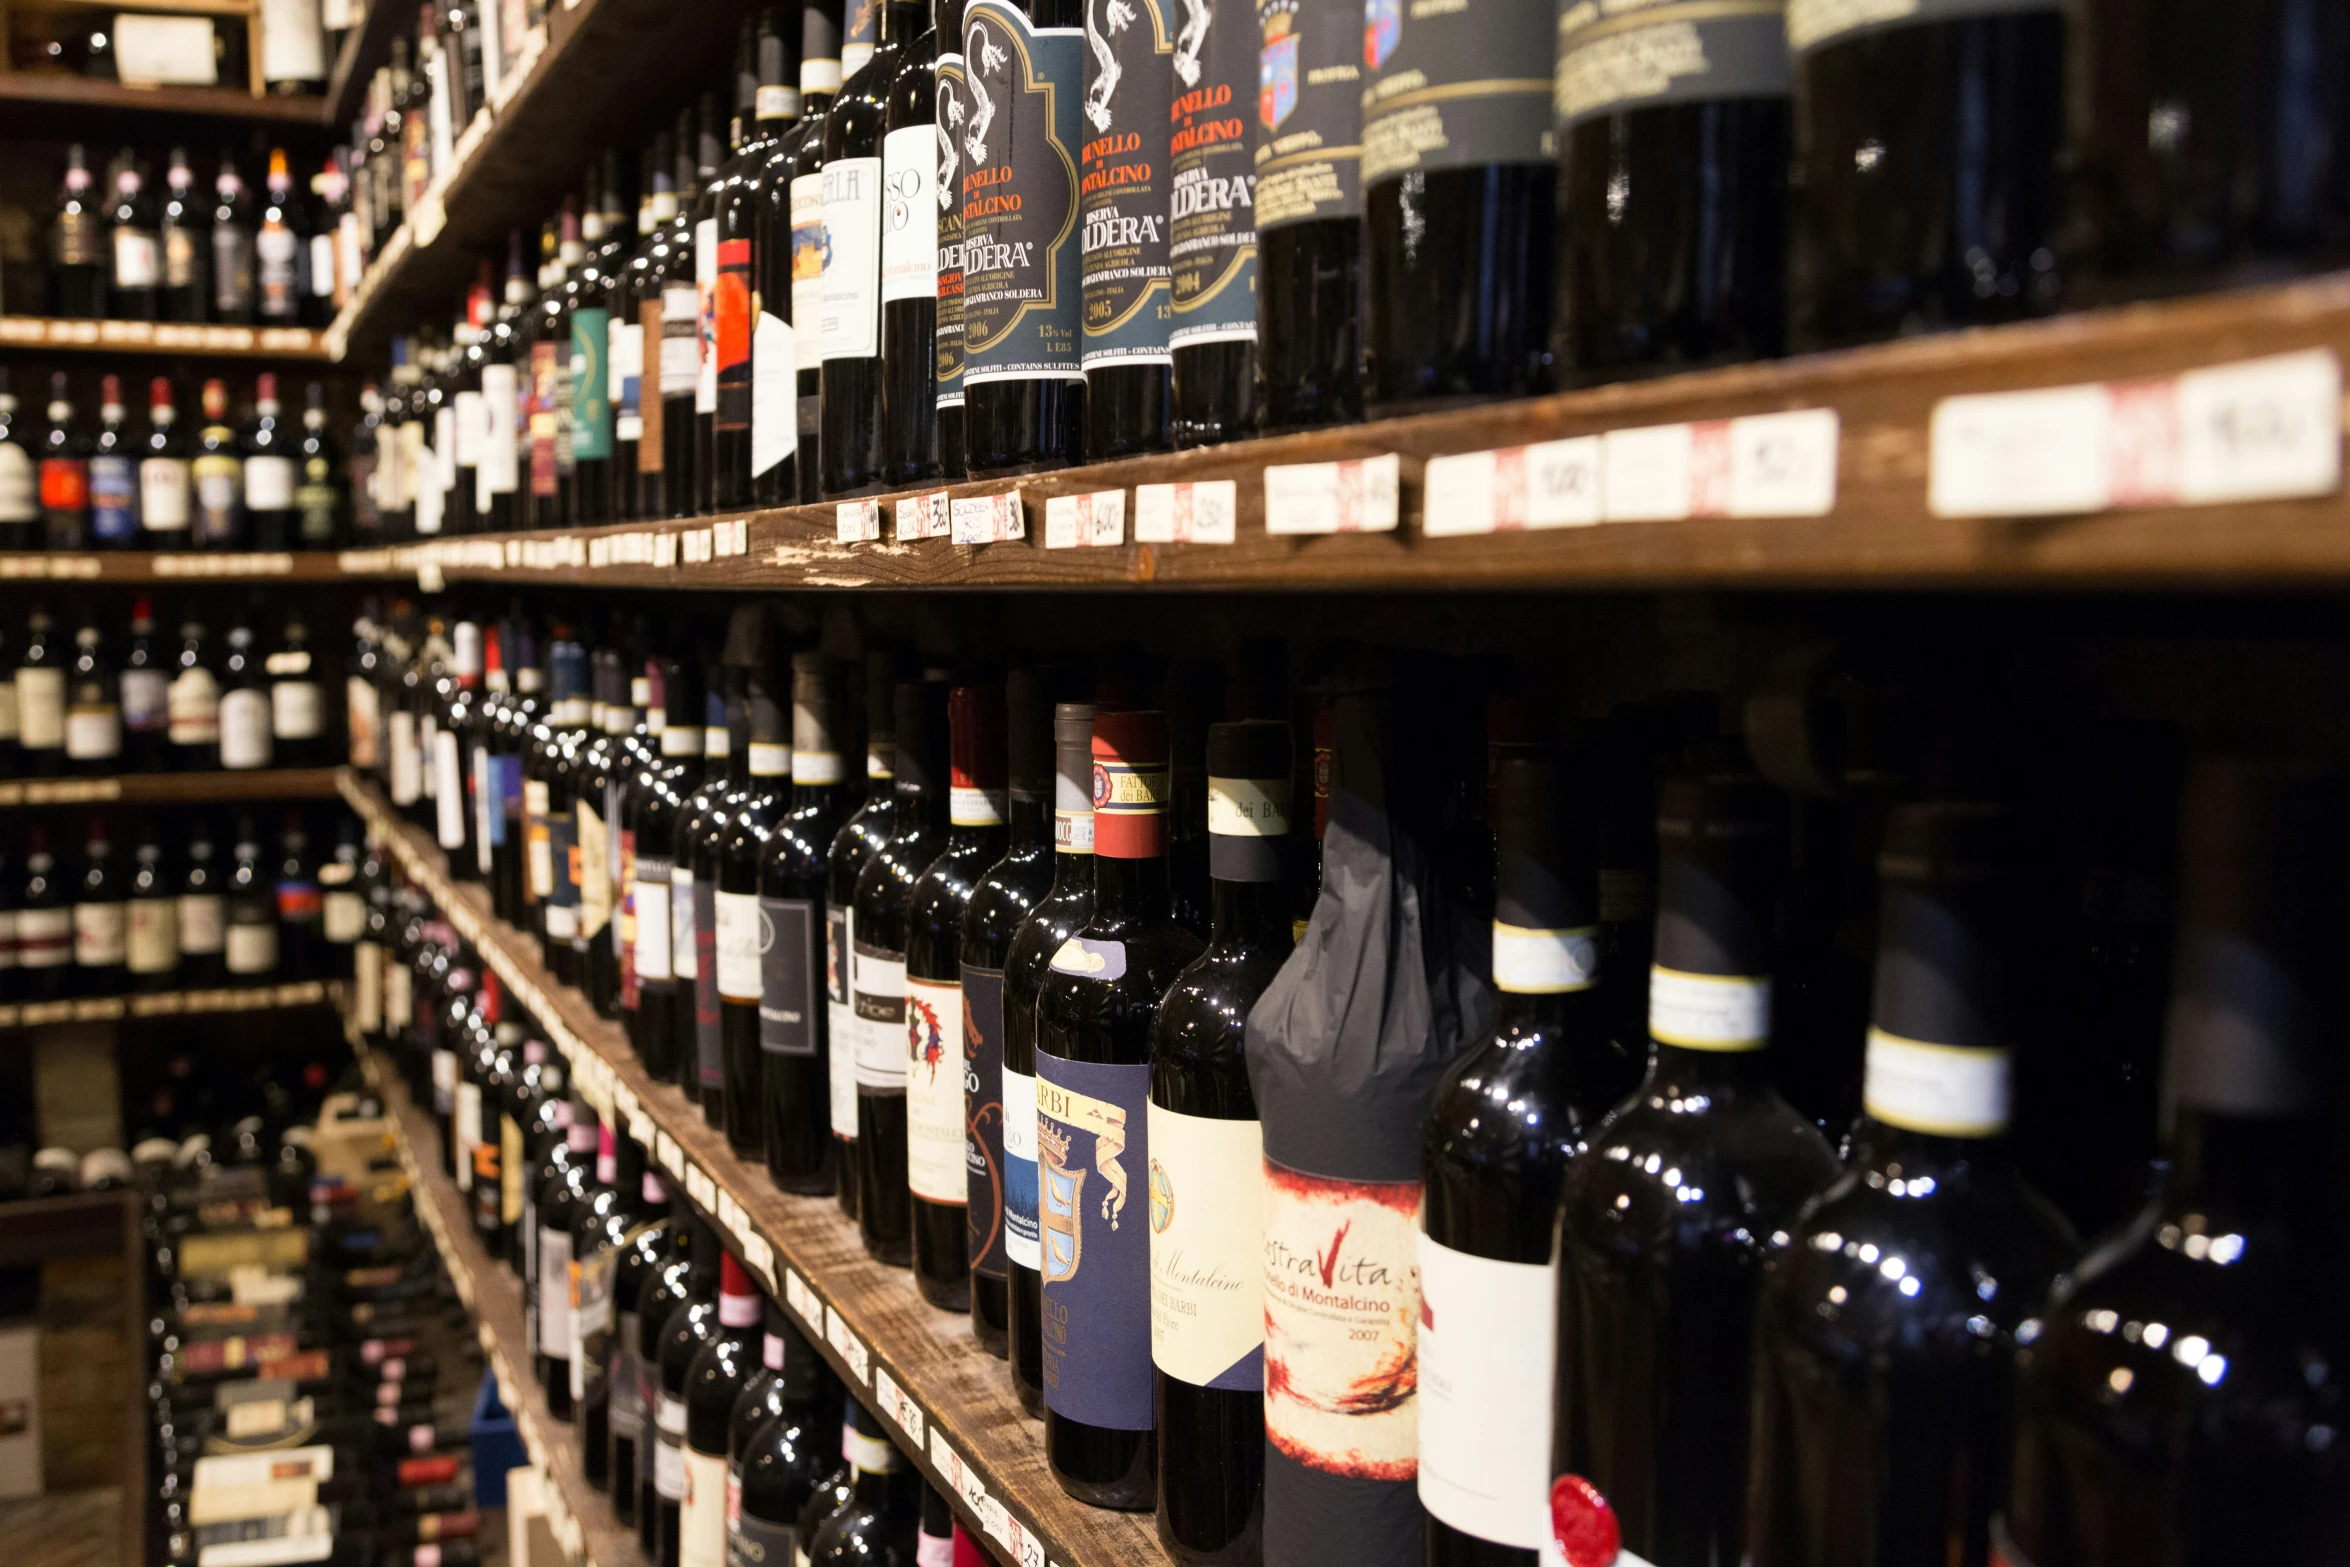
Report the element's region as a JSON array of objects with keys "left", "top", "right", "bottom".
[
  {"left": 1563, "top": 1070, "right": 1842, "bottom": 1246},
  {"left": 962, "top": 846, "right": 1054, "bottom": 956}
]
